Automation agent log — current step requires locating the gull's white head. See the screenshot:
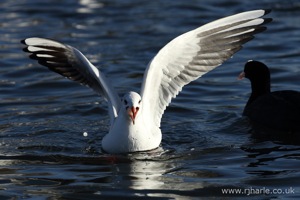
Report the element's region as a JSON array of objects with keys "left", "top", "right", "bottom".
[{"left": 122, "top": 91, "right": 142, "bottom": 125}]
